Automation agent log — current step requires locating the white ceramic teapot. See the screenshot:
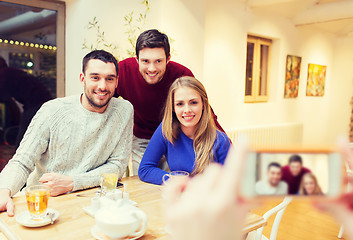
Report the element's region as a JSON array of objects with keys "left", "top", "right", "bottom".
[{"left": 95, "top": 204, "right": 148, "bottom": 239}]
